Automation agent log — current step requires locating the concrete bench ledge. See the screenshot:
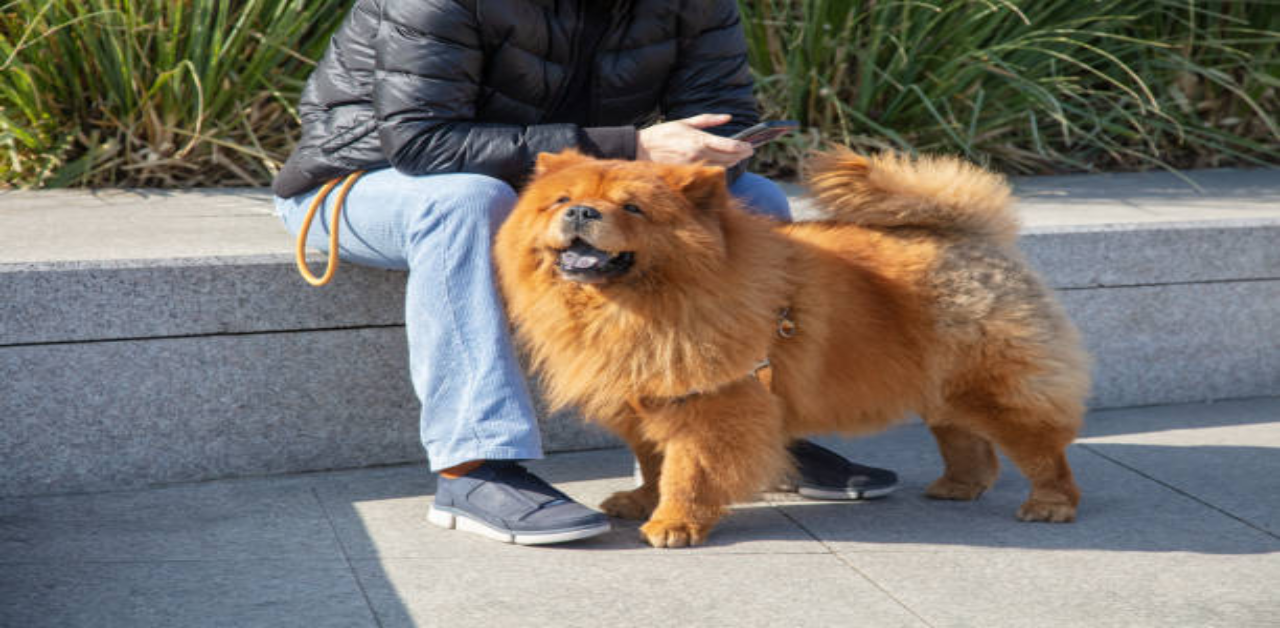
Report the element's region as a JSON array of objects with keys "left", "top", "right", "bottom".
[{"left": 2, "top": 168, "right": 1278, "bottom": 497}]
